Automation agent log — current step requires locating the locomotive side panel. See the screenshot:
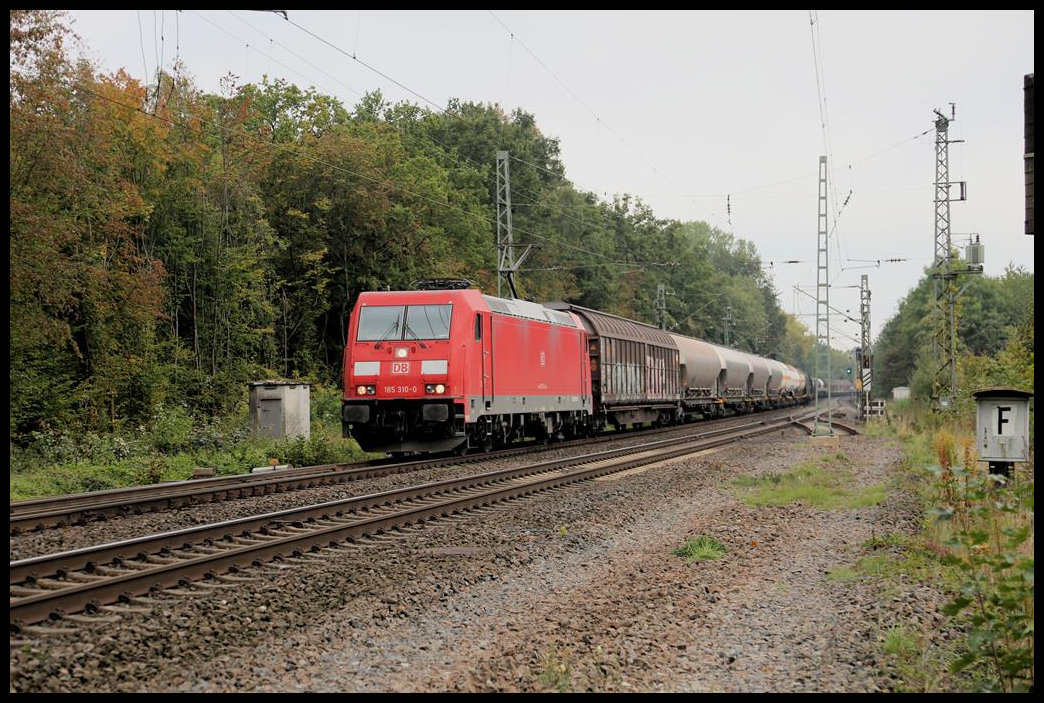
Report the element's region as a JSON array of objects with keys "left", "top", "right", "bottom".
[{"left": 486, "top": 311, "right": 589, "bottom": 415}]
